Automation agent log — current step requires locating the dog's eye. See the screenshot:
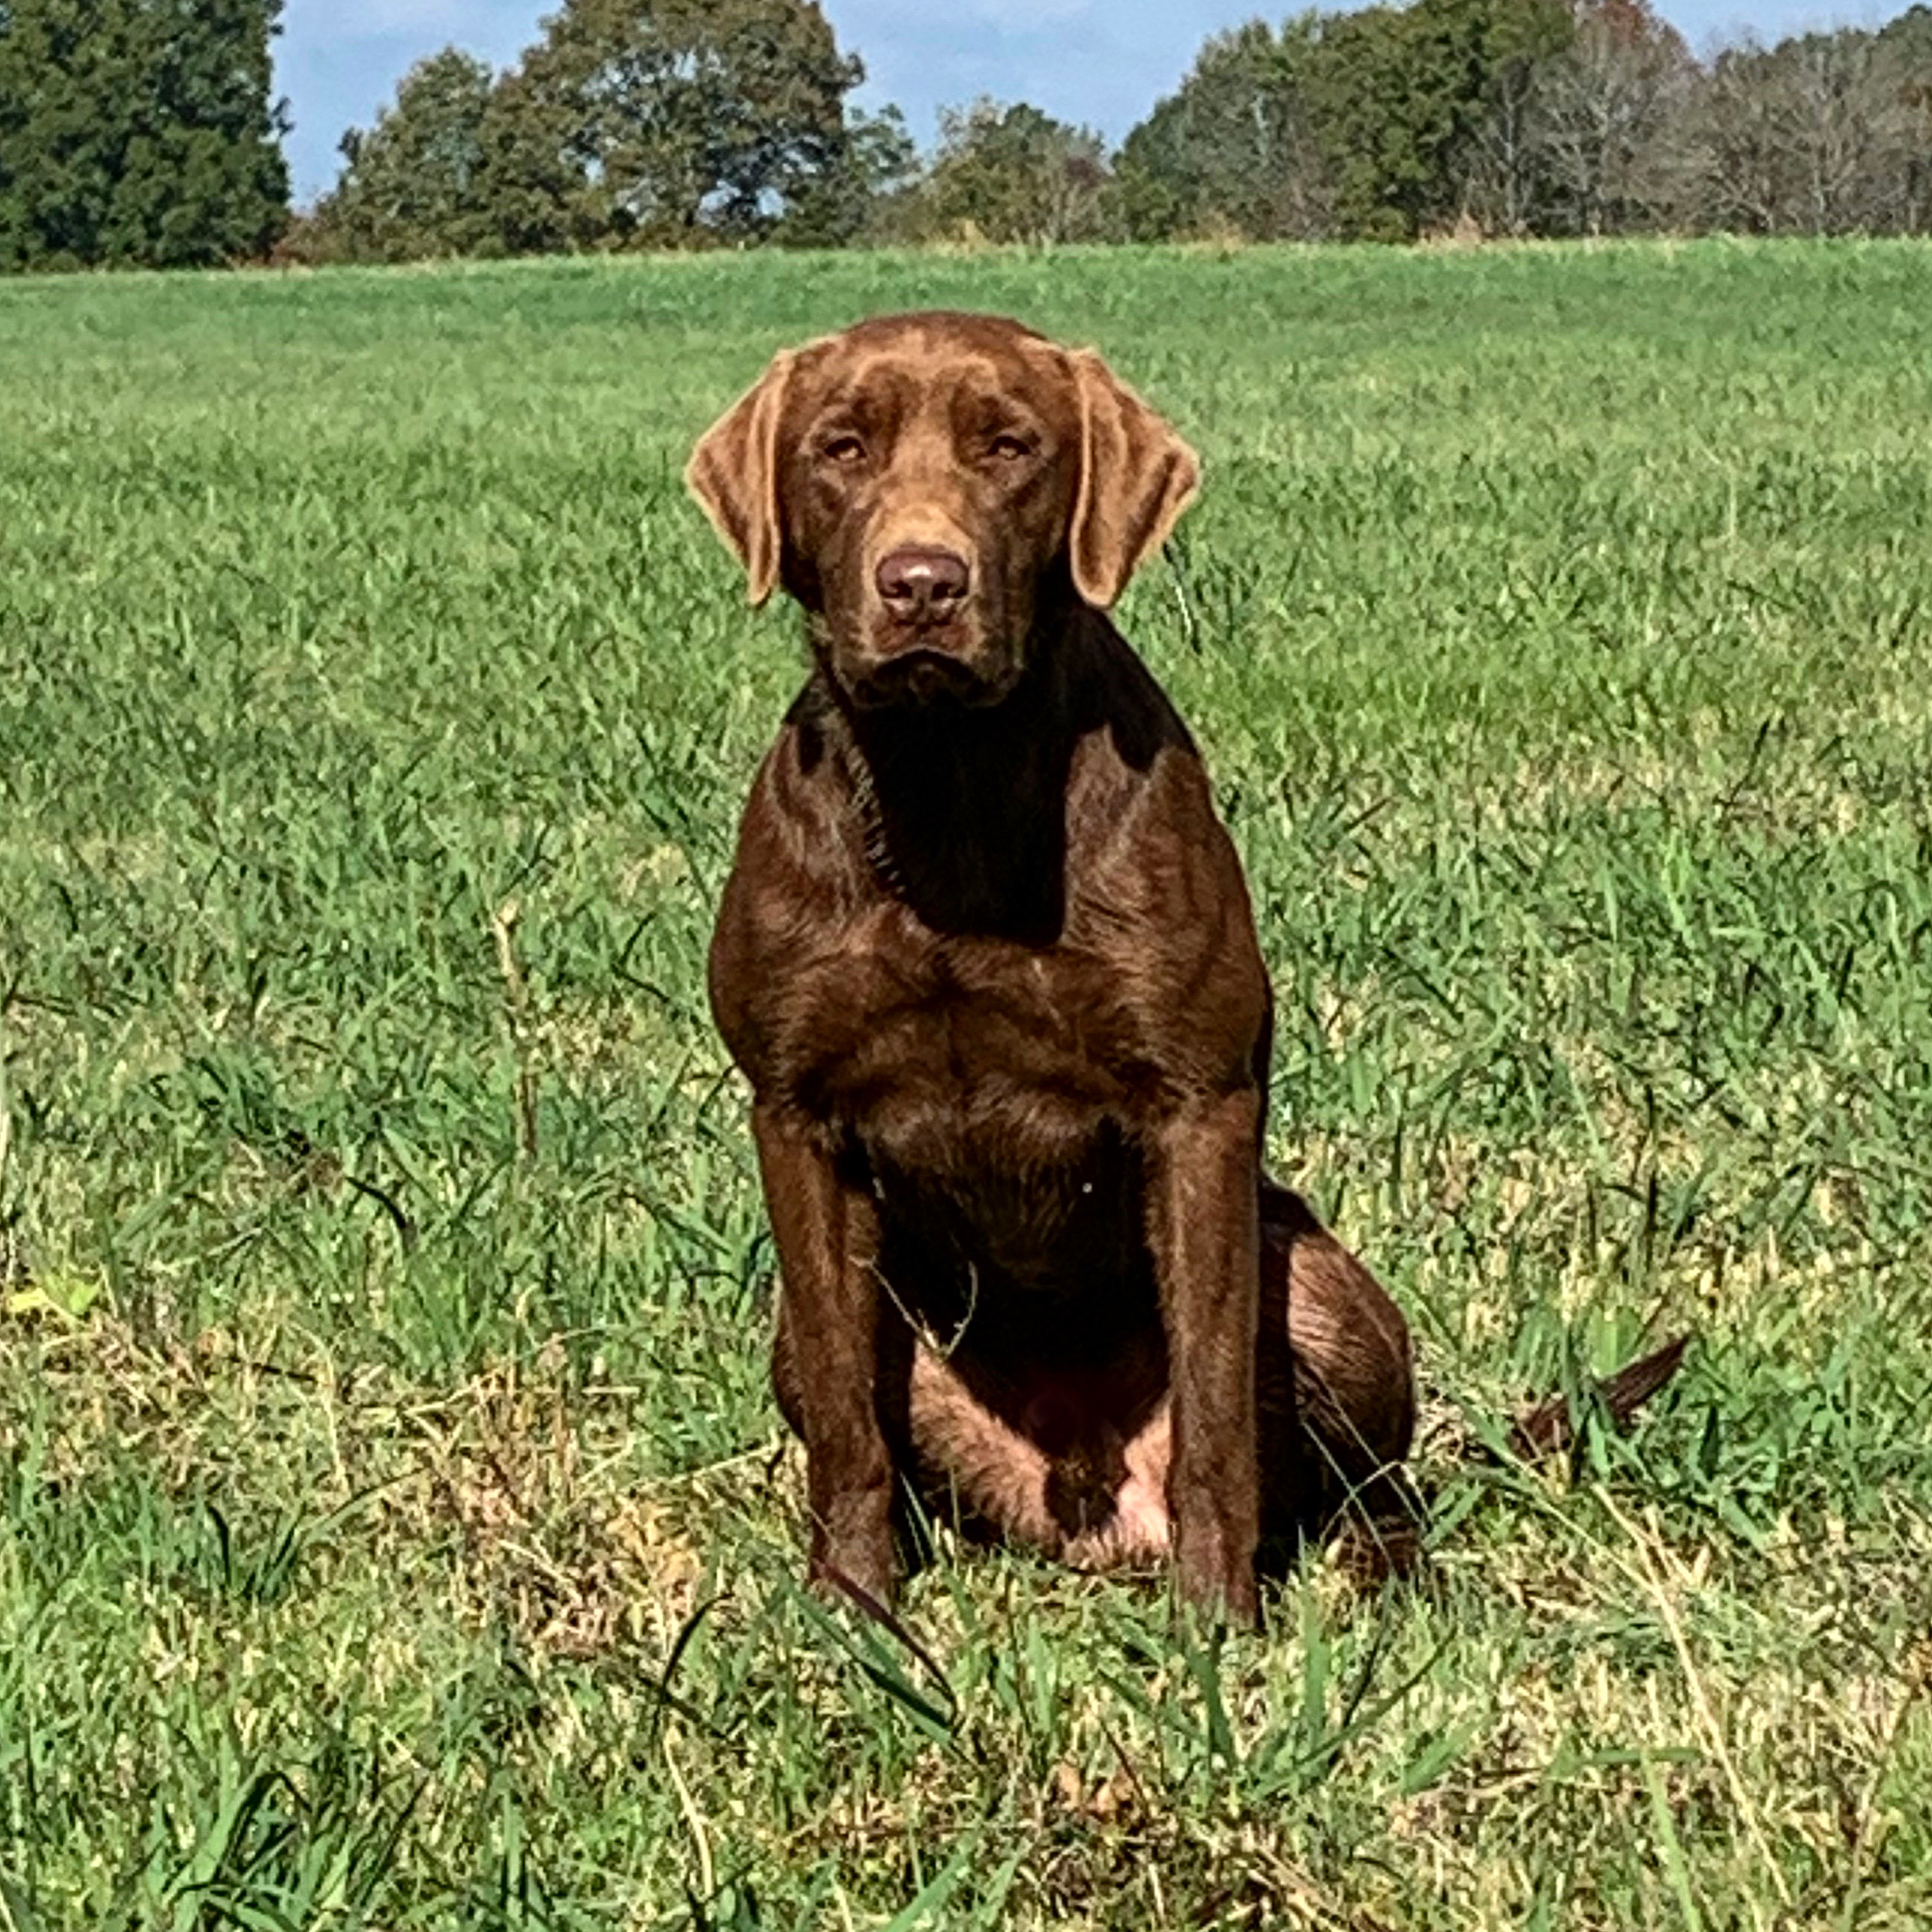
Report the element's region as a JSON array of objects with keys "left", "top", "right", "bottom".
[
  {"left": 988, "top": 434, "right": 1033, "bottom": 462},
  {"left": 821, "top": 434, "right": 866, "bottom": 466}
]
